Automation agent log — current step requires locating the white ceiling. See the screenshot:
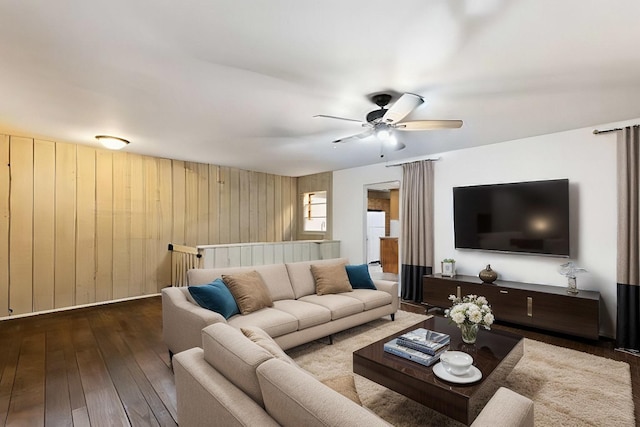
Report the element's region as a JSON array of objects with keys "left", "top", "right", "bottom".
[{"left": 1, "top": 0, "right": 640, "bottom": 176}]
